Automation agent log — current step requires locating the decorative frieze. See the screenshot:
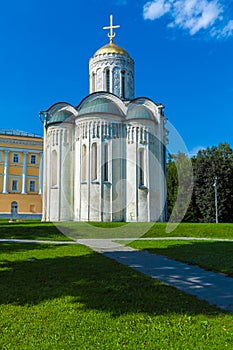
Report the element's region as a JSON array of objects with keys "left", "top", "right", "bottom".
[
  {"left": 76, "top": 121, "right": 123, "bottom": 141},
  {"left": 126, "top": 125, "right": 151, "bottom": 144},
  {"left": 0, "top": 137, "right": 42, "bottom": 147}
]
